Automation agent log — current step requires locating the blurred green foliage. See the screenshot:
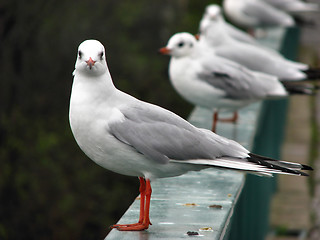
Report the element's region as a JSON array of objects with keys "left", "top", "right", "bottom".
[{"left": 0, "top": 0, "right": 220, "bottom": 239}]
